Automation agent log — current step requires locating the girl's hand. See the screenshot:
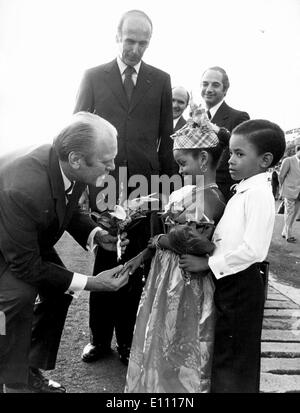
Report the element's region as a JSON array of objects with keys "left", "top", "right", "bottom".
[
  {"left": 179, "top": 254, "right": 209, "bottom": 273},
  {"left": 120, "top": 252, "right": 144, "bottom": 276}
]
